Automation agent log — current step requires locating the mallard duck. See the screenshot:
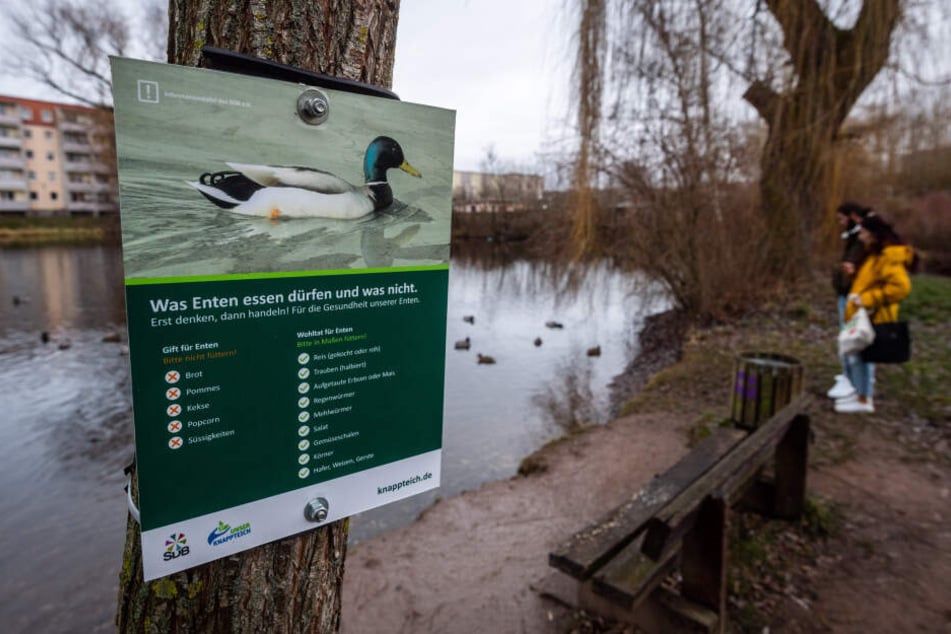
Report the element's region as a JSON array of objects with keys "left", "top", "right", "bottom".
[
  {"left": 586, "top": 345, "right": 601, "bottom": 357},
  {"left": 454, "top": 337, "right": 471, "bottom": 350},
  {"left": 463, "top": 315, "right": 475, "bottom": 324},
  {"left": 188, "top": 136, "right": 421, "bottom": 219},
  {"left": 545, "top": 321, "right": 564, "bottom": 329},
  {"left": 533, "top": 337, "right": 542, "bottom": 347},
  {"left": 477, "top": 353, "right": 496, "bottom": 364}
]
